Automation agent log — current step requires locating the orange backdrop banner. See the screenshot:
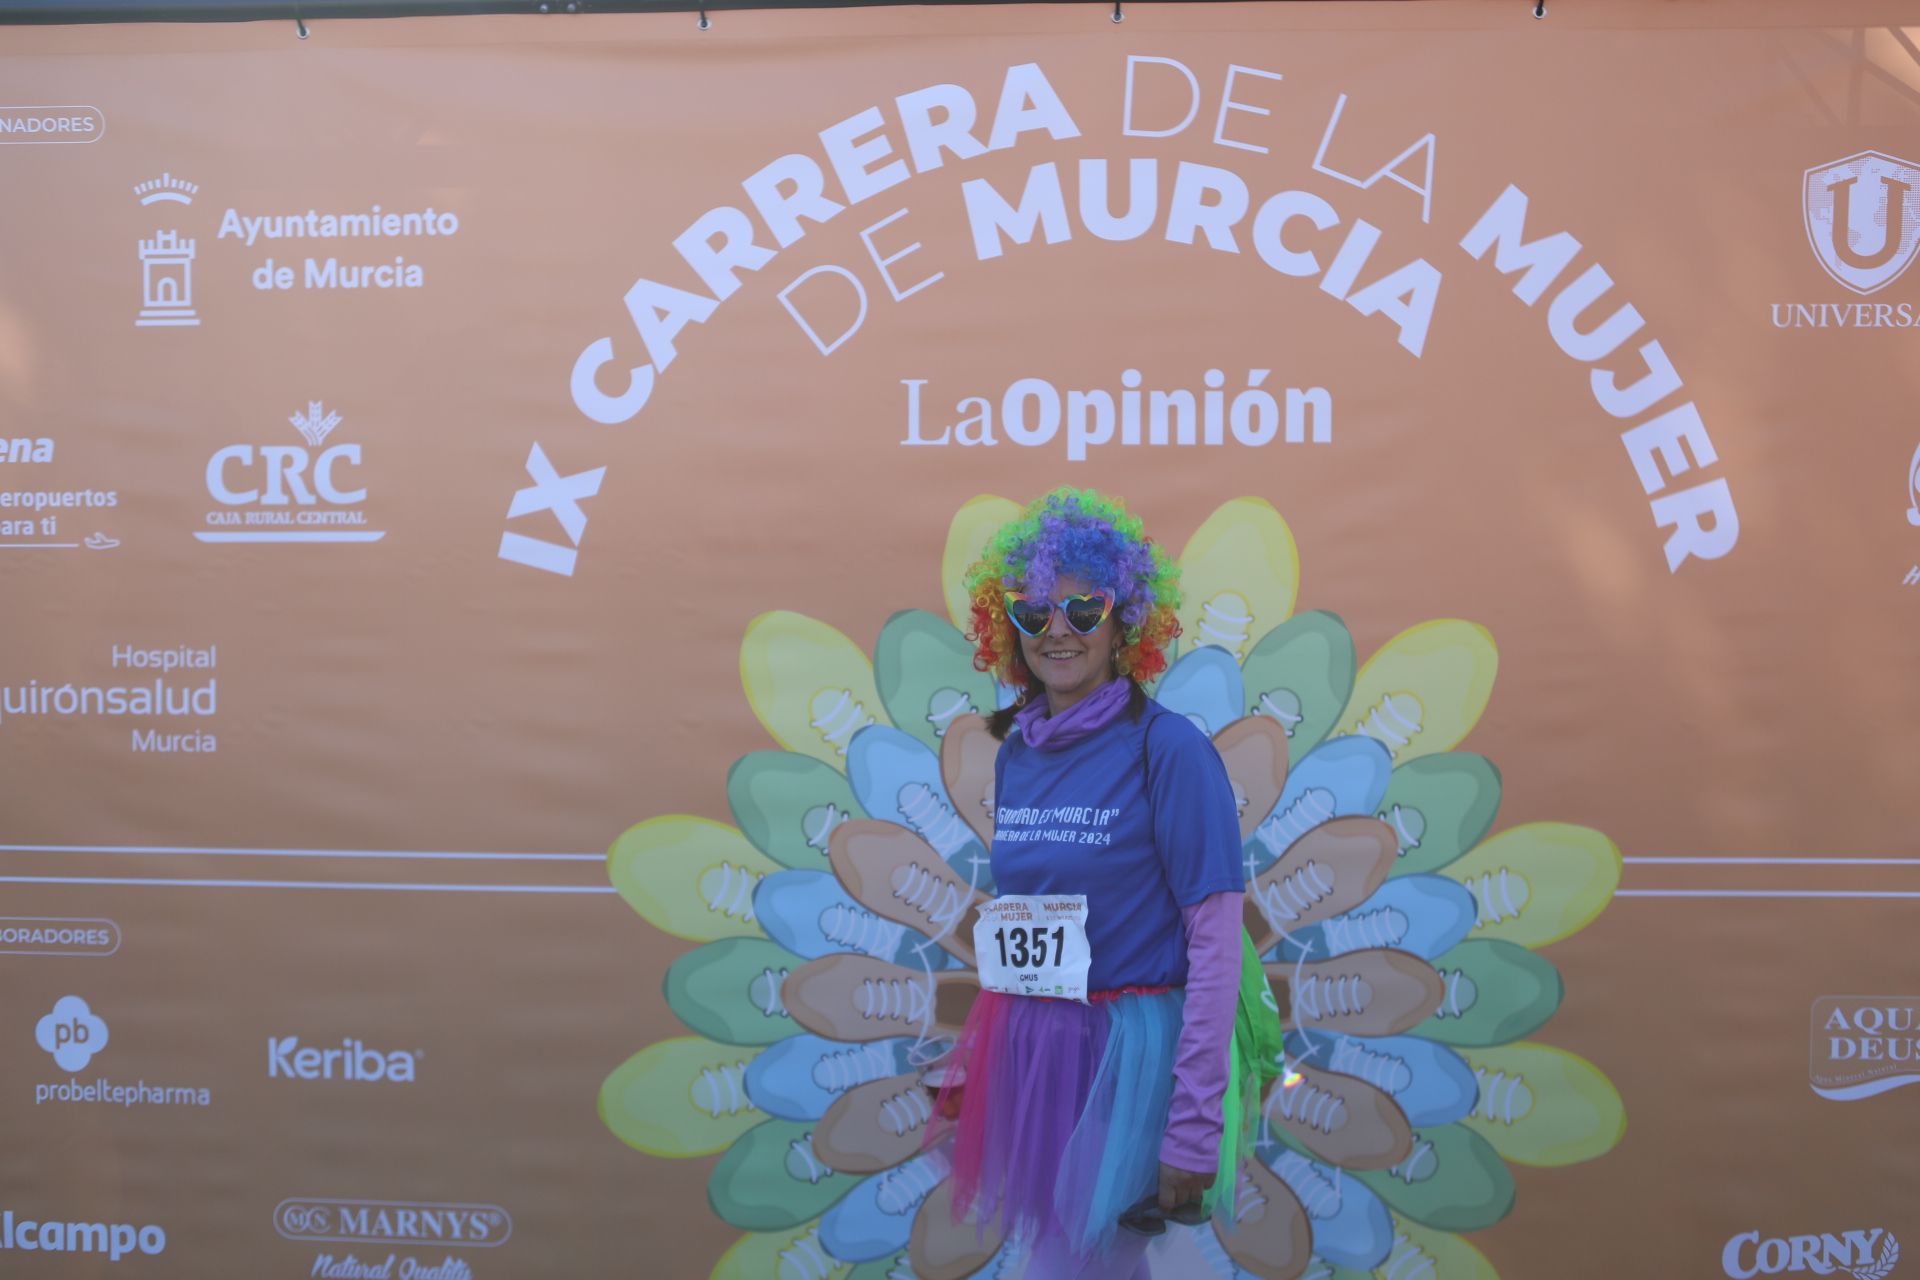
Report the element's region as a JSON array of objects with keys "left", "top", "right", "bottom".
[{"left": 2, "top": 3, "right": 1919, "bottom": 1277}]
